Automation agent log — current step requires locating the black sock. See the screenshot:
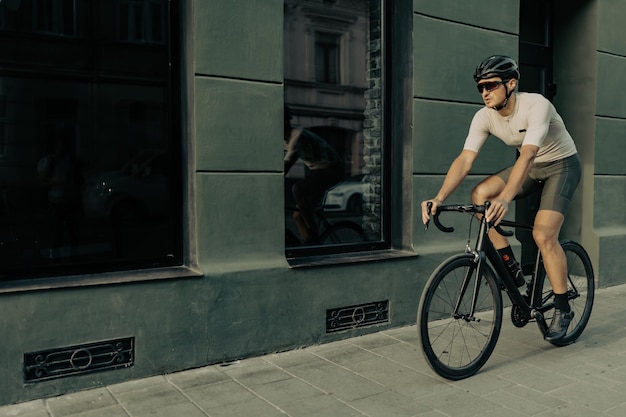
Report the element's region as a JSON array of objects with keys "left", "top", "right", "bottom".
[
  {"left": 497, "top": 245, "right": 516, "bottom": 268},
  {"left": 554, "top": 293, "right": 571, "bottom": 313}
]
